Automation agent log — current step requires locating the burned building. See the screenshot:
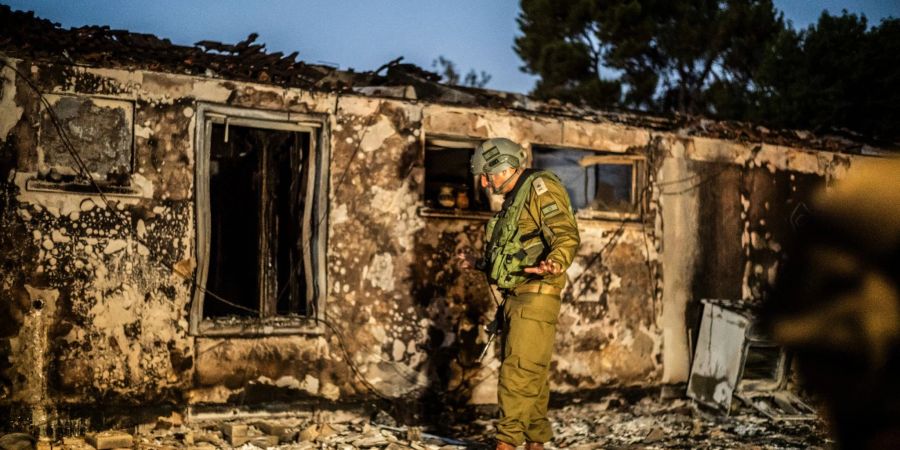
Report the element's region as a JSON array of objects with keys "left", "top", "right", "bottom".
[{"left": 0, "top": 6, "right": 893, "bottom": 435}]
